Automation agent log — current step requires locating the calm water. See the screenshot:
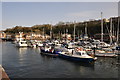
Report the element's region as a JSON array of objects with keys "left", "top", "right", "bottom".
[{"left": 2, "top": 42, "right": 119, "bottom": 78}]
